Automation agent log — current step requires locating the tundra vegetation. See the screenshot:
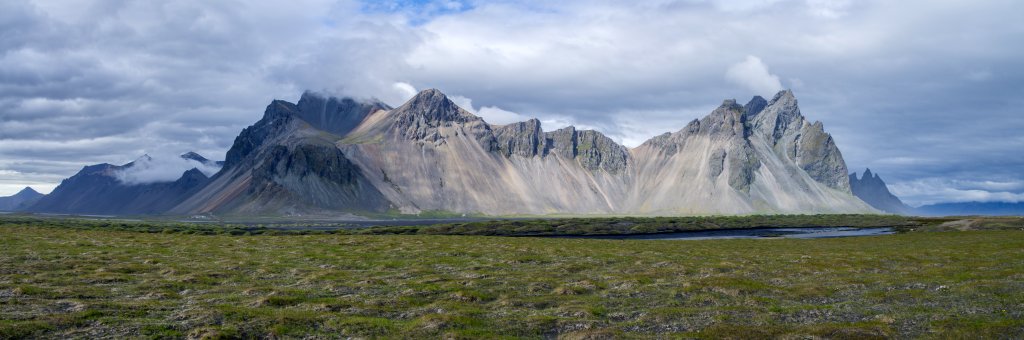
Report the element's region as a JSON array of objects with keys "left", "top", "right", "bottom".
[{"left": 1, "top": 215, "right": 1022, "bottom": 338}]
